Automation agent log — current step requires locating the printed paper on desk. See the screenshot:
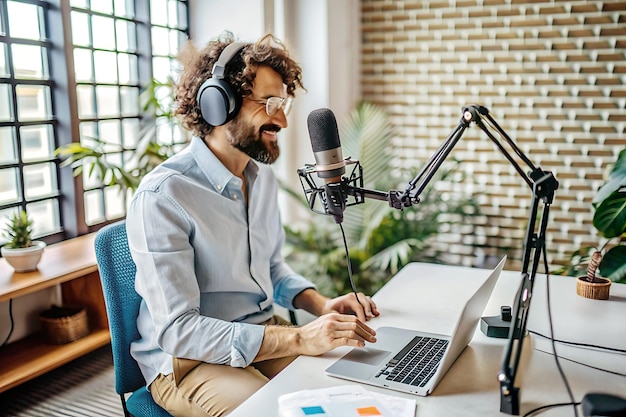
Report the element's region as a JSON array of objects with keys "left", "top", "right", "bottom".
[{"left": 278, "top": 385, "right": 416, "bottom": 417}]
